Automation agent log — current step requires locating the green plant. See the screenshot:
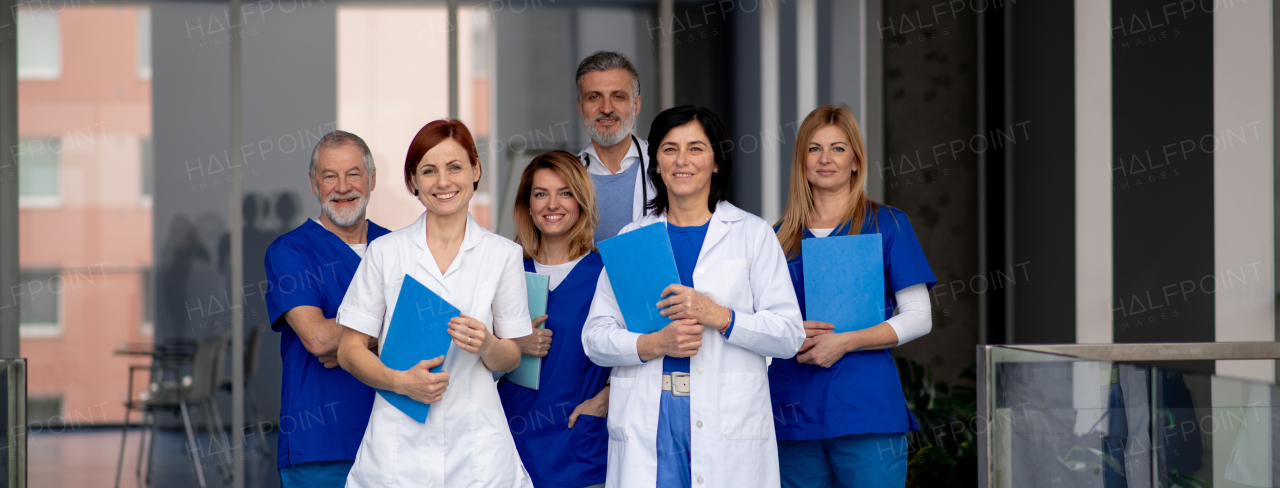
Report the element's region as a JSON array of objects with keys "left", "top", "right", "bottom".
[{"left": 897, "top": 357, "right": 978, "bottom": 487}]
